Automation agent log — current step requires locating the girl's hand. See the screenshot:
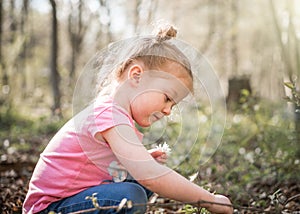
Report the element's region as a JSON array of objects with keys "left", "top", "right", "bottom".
[
  {"left": 208, "top": 194, "right": 233, "bottom": 214},
  {"left": 149, "top": 149, "right": 168, "bottom": 164}
]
